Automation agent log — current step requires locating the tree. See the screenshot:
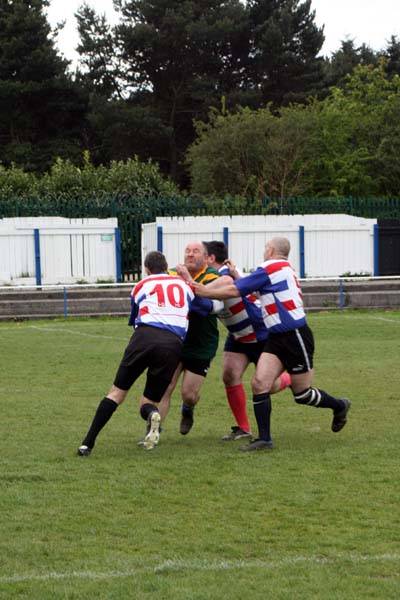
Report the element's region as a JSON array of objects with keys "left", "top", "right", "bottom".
[
  {"left": 76, "top": 0, "right": 325, "bottom": 185},
  {"left": 305, "top": 62, "right": 400, "bottom": 197},
  {"left": 0, "top": 0, "right": 89, "bottom": 171},
  {"left": 323, "top": 39, "right": 378, "bottom": 89},
  {"left": 384, "top": 36, "right": 400, "bottom": 78},
  {"left": 187, "top": 61, "right": 400, "bottom": 199},
  {"left": 243, "top": 0, "right": 325, "bottom": 106},
  {"left": 77, "top": 0, "right": 249, "bottom": 182},
  {"left": 187, "top": 104, "right": 318, "bottom": 199}
]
